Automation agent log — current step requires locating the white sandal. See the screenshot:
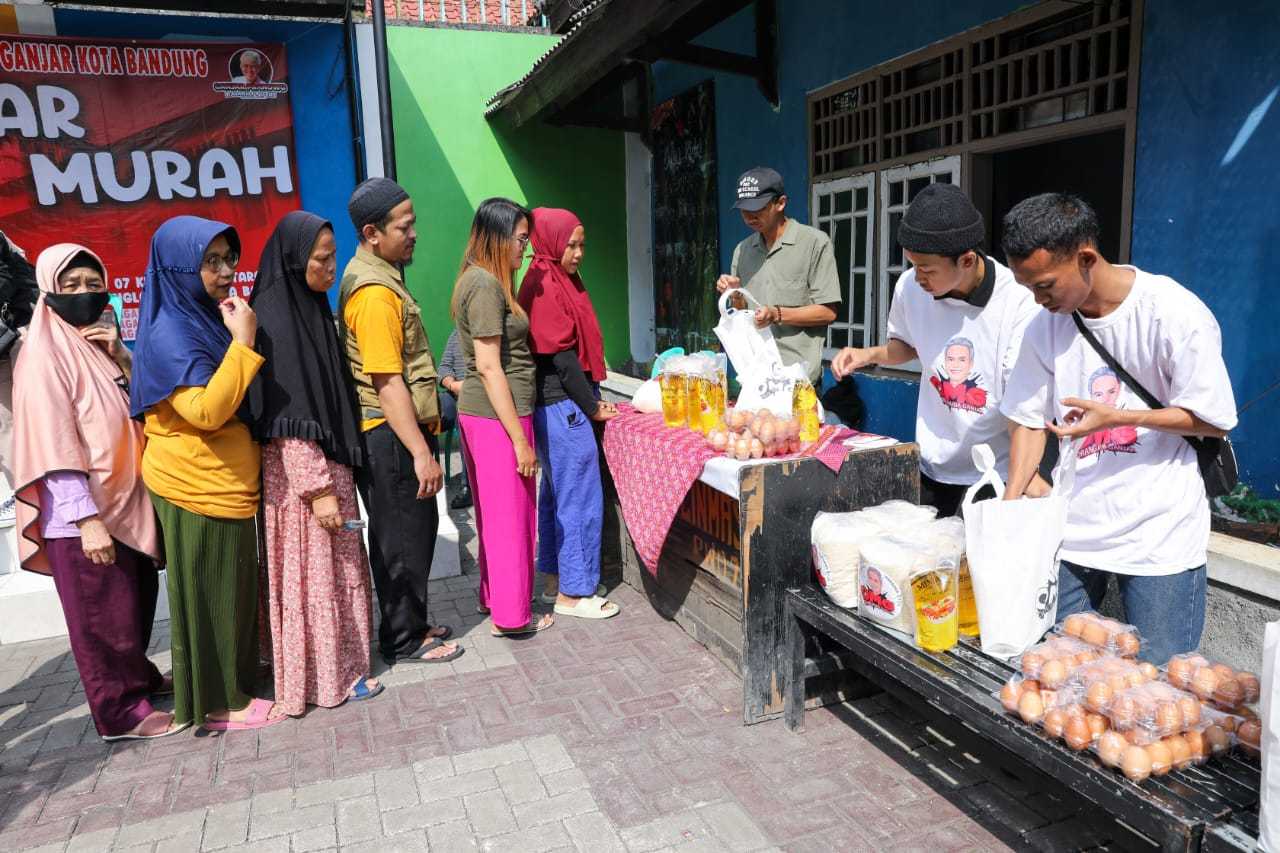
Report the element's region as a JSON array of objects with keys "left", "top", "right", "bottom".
[{"left": 553, "top": 595, "right": 620, "bottom": 620}]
